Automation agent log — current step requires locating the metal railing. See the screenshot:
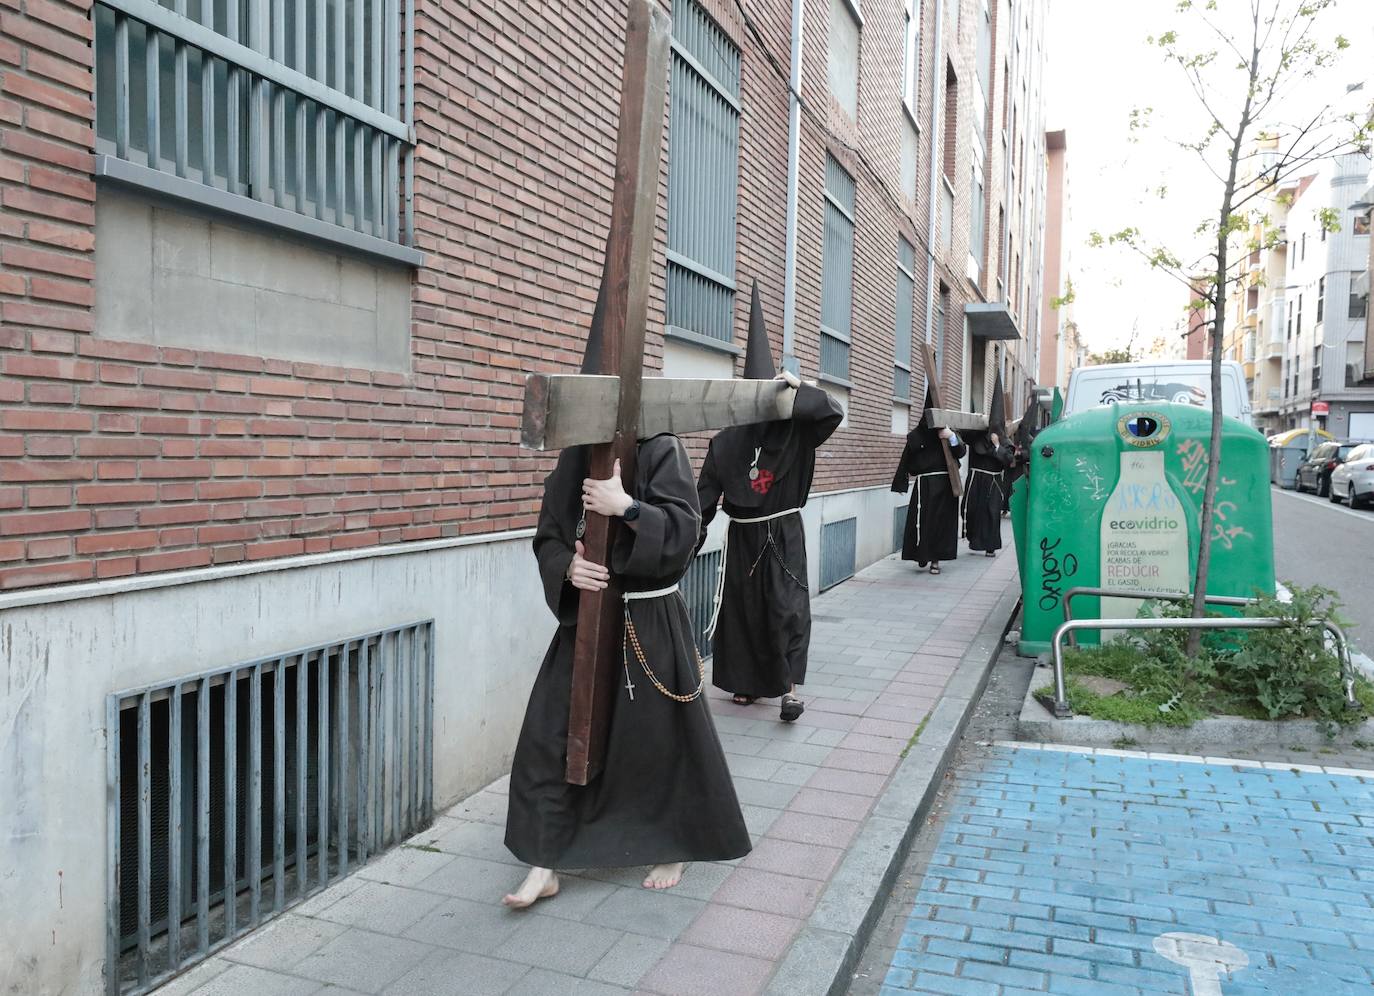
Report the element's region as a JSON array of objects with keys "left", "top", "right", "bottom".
[
  {"left": 106, "top": 620, "right": 434, "bottom": 995},
  {"left": 1049, "top": 614, "right": 1358, "bottom": 719},
  {"left": 1061, "top": 586, "right": 1258, "bottom": 648},
  {"left": 94, "top": 0, "right": 418, "bottom": 264},
  {"left": 681, "top": 548, "right": 722, "bottom": 655}
]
